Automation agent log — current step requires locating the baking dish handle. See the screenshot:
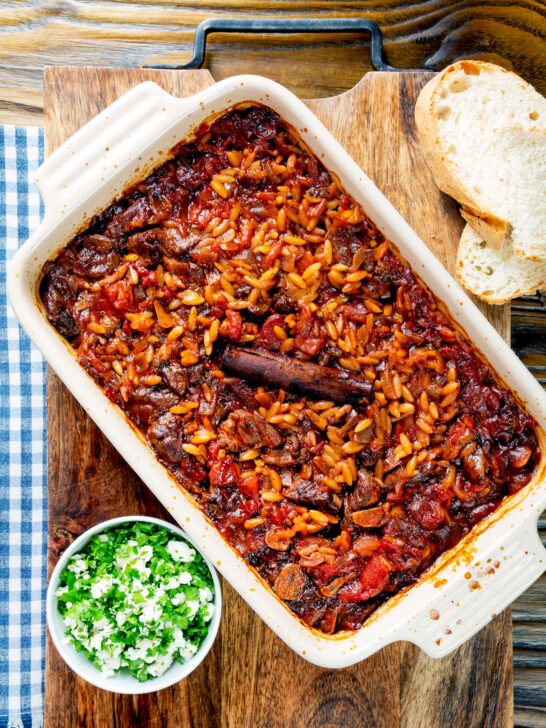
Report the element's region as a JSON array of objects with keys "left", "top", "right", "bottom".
[
  {"left": 399, "top": 500, "right": 546, "bottom": 658},
  {"left": 35, "top": 82, "right": 190, "bottom": 219}
]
